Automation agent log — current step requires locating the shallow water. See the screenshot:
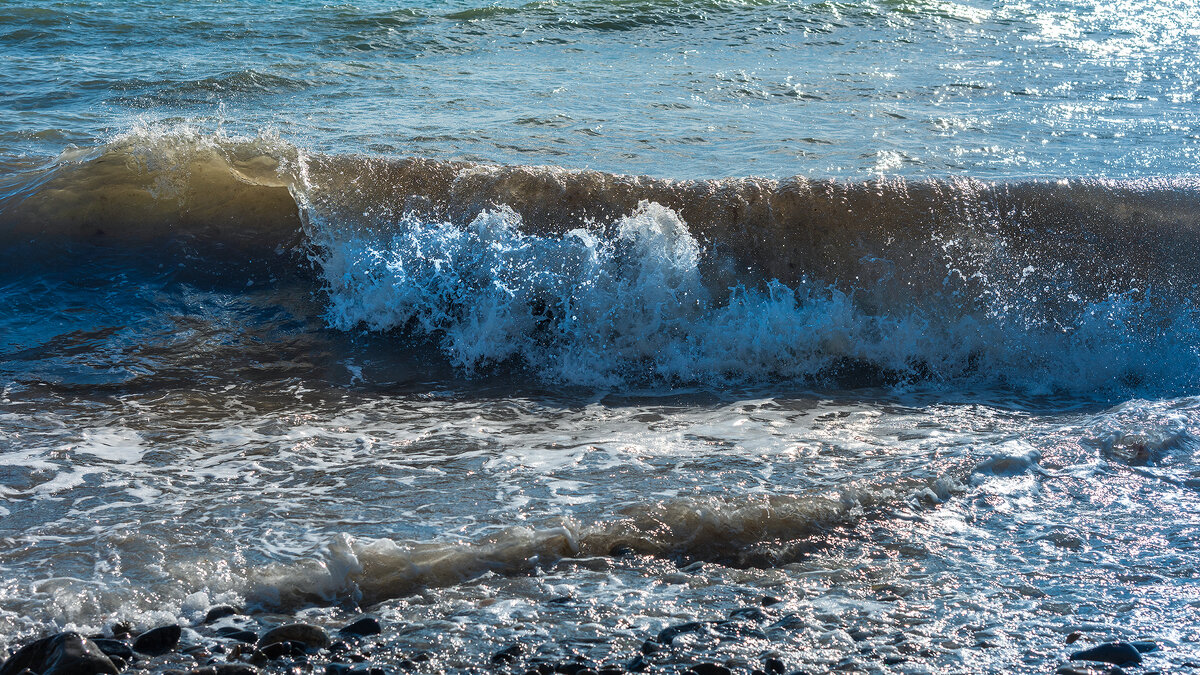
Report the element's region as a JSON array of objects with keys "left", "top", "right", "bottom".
[{"left": 3, "top": 1, "right": 1200, "bottom": 673}]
